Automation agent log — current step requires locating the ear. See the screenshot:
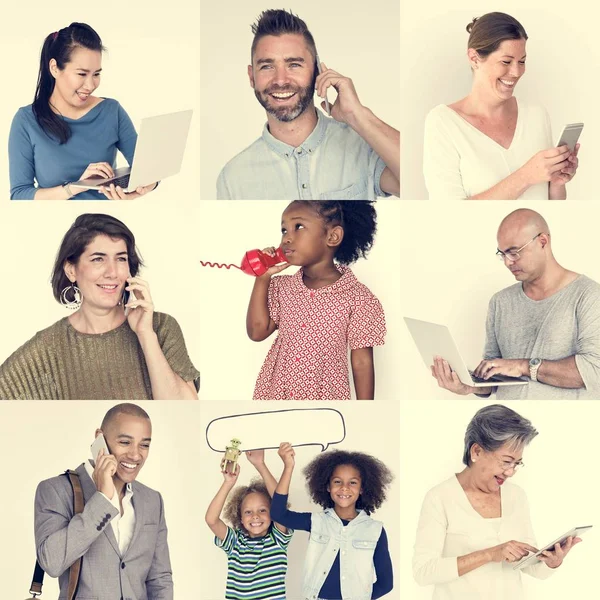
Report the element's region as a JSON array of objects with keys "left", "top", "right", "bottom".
[
  {"left": 470, "top": 443, "right": 482, "bottom": 463},
  {"left": 326, "top": 225, "right": 344, "bottom": 250},
  {"left": 49, "top": 58, "right": 59, "bottom": 79},
  {"left": 247, "top": 64, "right": 255, "bottom": 89},
  {"left": 94, "top": 428, "right": 103, "bottom": 438},
  {"left": 540, "top": 233, "right": 549, "bottom": 249},
  {"left": 467, "top": 48, "right": 479, "bottom": 70},
  {"left": 63, "top": 261, "right": 77, "bottom": 283}
]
